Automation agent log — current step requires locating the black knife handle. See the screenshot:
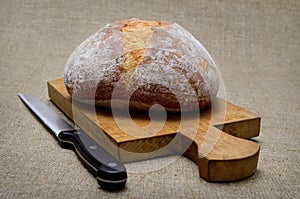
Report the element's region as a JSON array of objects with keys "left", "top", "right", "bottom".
[{"left": 58, "top": 130, "right": 127, "bottom": 191}]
